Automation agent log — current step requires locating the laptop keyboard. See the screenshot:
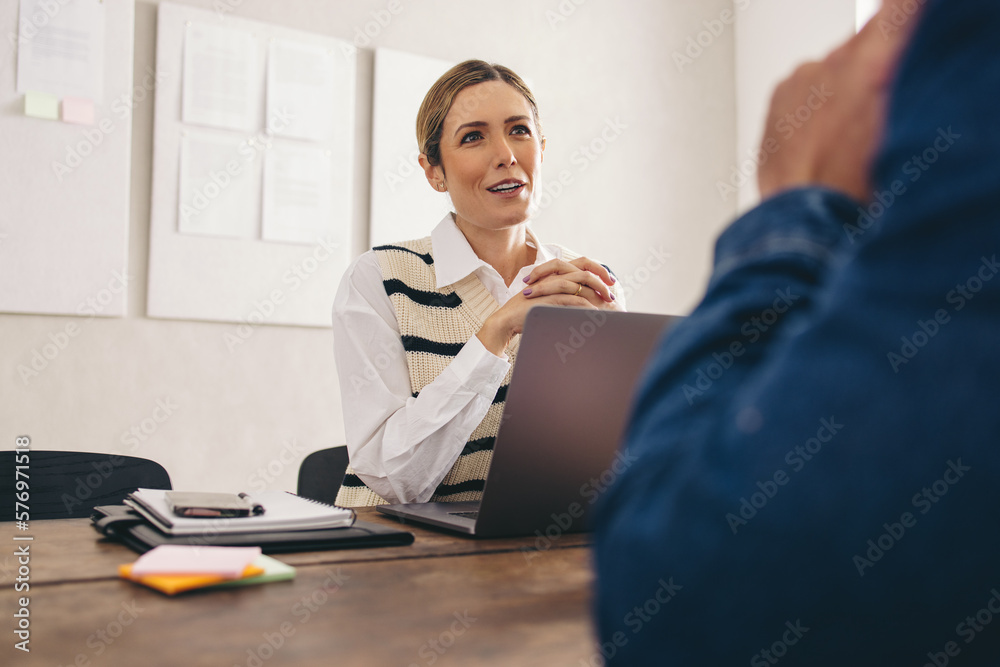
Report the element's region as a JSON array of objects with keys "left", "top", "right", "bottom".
[{"left": 449, "top": 511, "right": 479, "bottom": 520}]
